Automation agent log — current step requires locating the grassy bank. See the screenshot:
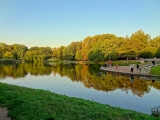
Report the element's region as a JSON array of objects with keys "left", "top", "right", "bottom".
[
  {"left": 0, "top": 83, "right": 159, "bottom": 120},
  {"left": 151, "top": 66, "right": 160, "bottom": 75},
  {"left": 46, "top": 59, "right": 141, "bottom": 66},
  {"left": 111, "top": 61, "right": 141, "bottom": 66},
  {"left": 46, "top": 59, "right": 77, "bottom": 64},
  {"left": 0, "top": 59, "right": 17, "bottom": 64}
]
